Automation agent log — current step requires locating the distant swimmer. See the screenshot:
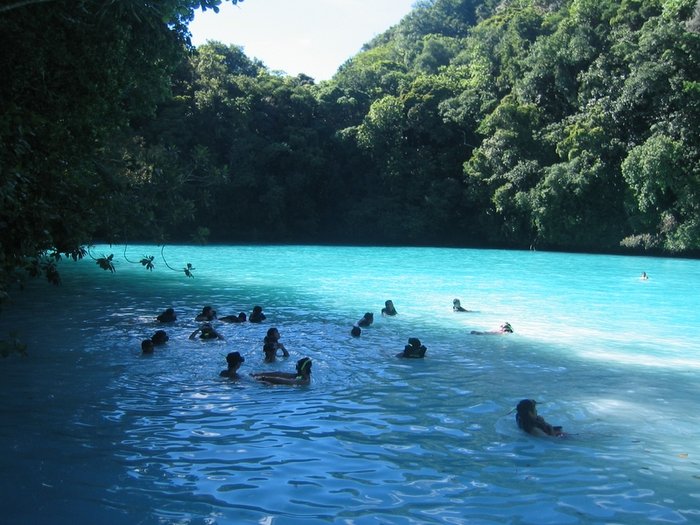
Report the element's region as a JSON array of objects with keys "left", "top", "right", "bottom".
[
  {"left": 357, "top": 312, "right": 374, "bottom": 327},
  {"left": 351, "top": 326, "right": 362, "bottom": 337},
  {"left": 189, "top": 322, "right": 225, "bottom": 341},
  {"left": 453, "top": 299, "right": 471, "bottom": 312},
  {"left": 381, "top": 300, "right": 398, "bottom": 316},
  {"left": 249, "top": 305, "right": 267, "bottom": 323},
  {"left": 251, "top": 357, "right": 312, "bottom": 386},
  {"left": 220, "top": 312, "right": 247, "bottom": 323},
  {"left": 263, "top": 327, "right": 289, "bottom": 361},
  {"left": 141, "top": 339, "right": 155, "bottom": 355},
  {"left": 220, "top": 352, "right": 245, "bottom": 379},
  {"left": 471, "top": 322, "right": 513, "bottom": 335},
  {"left": 156, "top": 308, "right": 176, "bottom": 323},
  {"left": 195, "top": 306, "right": 217, "bottom": 322},
  {"left": 515, "top": 399, "right": 564, "bottom": 437},
  {"left": 396, "top": 337, "right": 427, "bottom": 358},
  {"left": 151, "top": 330, "right": 169, "bottom": 346},
  {"left": 640, "top": 272, "right": 649, "bottom": 280}
]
